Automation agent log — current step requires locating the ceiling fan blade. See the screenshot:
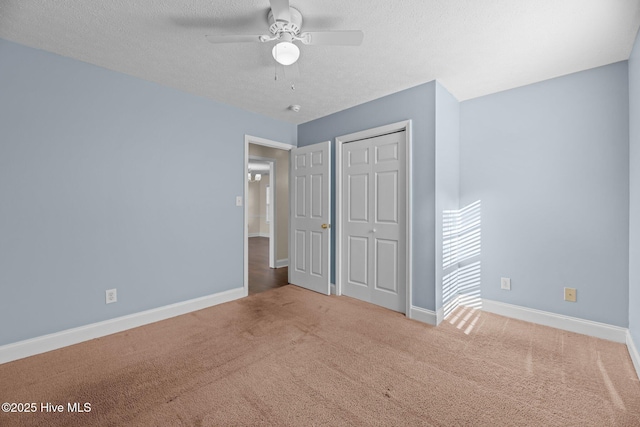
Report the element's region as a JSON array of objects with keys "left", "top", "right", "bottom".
[
  {"left": 269, "top": 0, "right": 291, "bottom": 22},
  {"left": 205, "top": 34, "right": 266, "bottom": 44},
  {"left": 300, "top": 30, "right": 364, "bottom": 46}
]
